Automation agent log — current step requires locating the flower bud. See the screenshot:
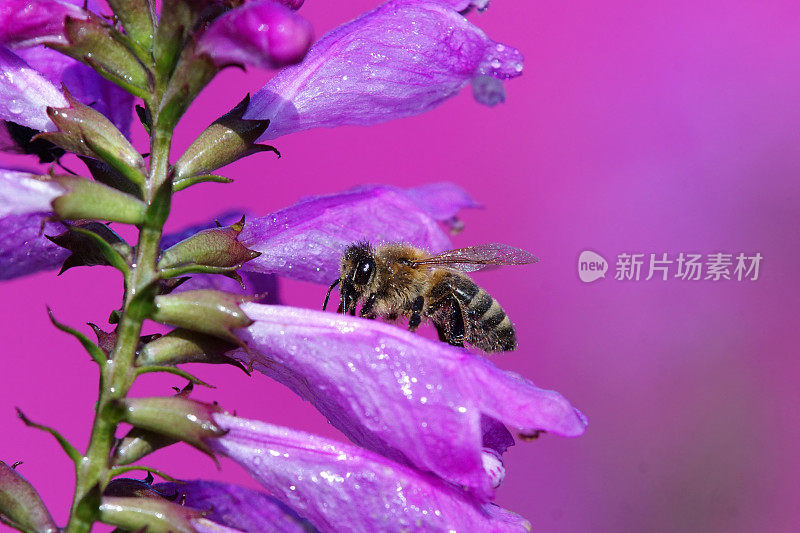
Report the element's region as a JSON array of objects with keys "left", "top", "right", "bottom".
[
  {"left": 152, "top": 290, "right": 254, "bottom": 344},
  {"left": 37, "top": 91, "right": 145, "bottom": 188},
  {"left": 196, "top": 1, "right": 313, "bottom": 70},
  {"left": 138, "top": 329, "right": 244, "bottom": 371},
  {"left": 158, "top": 216, "right": 260, "bottom": 270},
  {"left": 112, "top": 428, "right": 177, "bottom": 467},
  {"left": 100, "top": 496, "right": 204, "bottom": 533},
  {"left": 50, "top": 175, "right": 146, "bottom": 224},
  {"left": 0, "top": 461, "right": 58, "bottom": 533},
  {"left": 105, "top": 0, "right": 155, "bottom": 50},
  {"left": 116, "top": 396, "right": 227, "bottom": 457},
  {"left": 51, "top": 15, "right": 150, "bottom": 98},
  {"left": 173, "top": 96, "right": 272, "bottom": 184}
]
